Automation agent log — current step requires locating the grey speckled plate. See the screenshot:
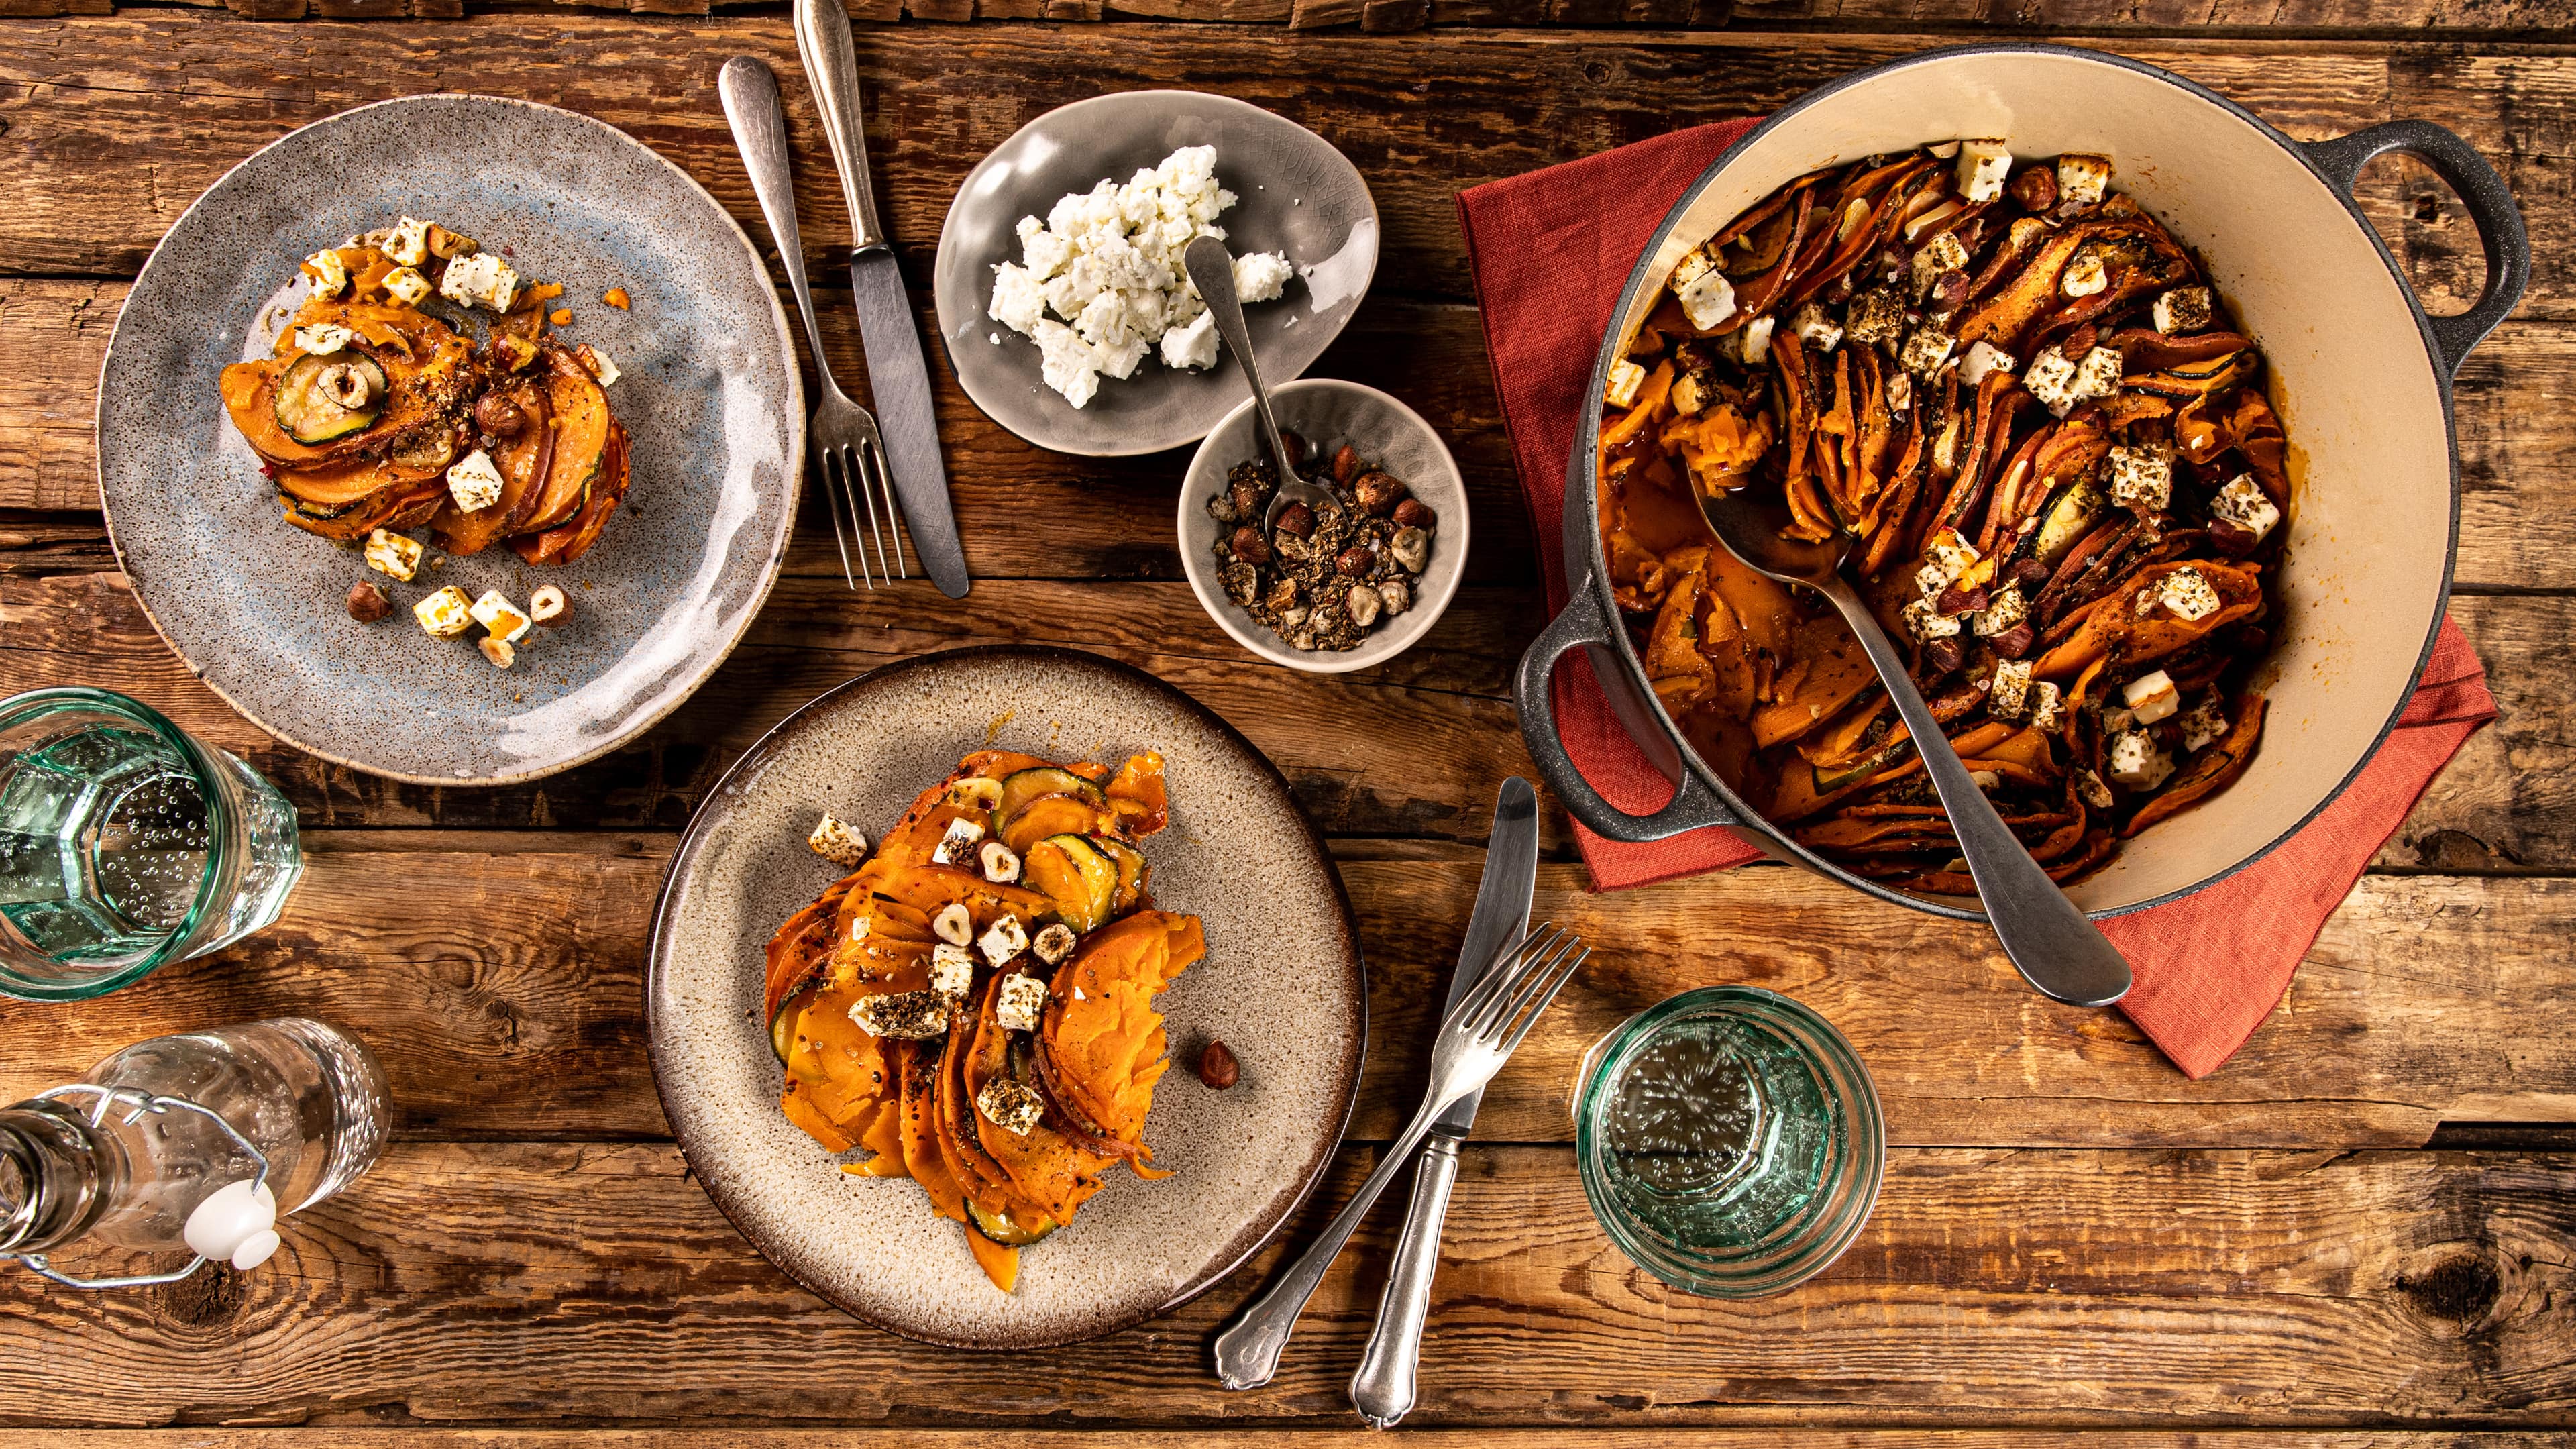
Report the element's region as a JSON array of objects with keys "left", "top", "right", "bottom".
[
  {"left": 932, "top": 90, "right": 1379, "bottom": 458},
  {"left": 98, "top": 95, "right": 801, "bottom": 786},
  {"left": 645, "top": 647, "right": 1366, "bottom": 1348}
]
